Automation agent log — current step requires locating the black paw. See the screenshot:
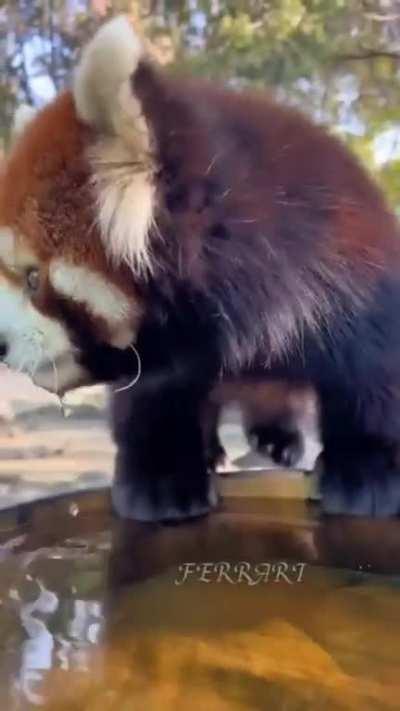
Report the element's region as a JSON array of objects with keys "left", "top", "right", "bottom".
[
  {"left": 314, "top": 445, "right": 400, "bottom": 517},
  {"left": 249, "top": 425, "right": 304, "bottom": 467},
  {"left": 205, "top": 439, "right": 228, "bottom": 473},
  {"left": 112, "top": 449, "right": 219, "bottom": 523}
]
